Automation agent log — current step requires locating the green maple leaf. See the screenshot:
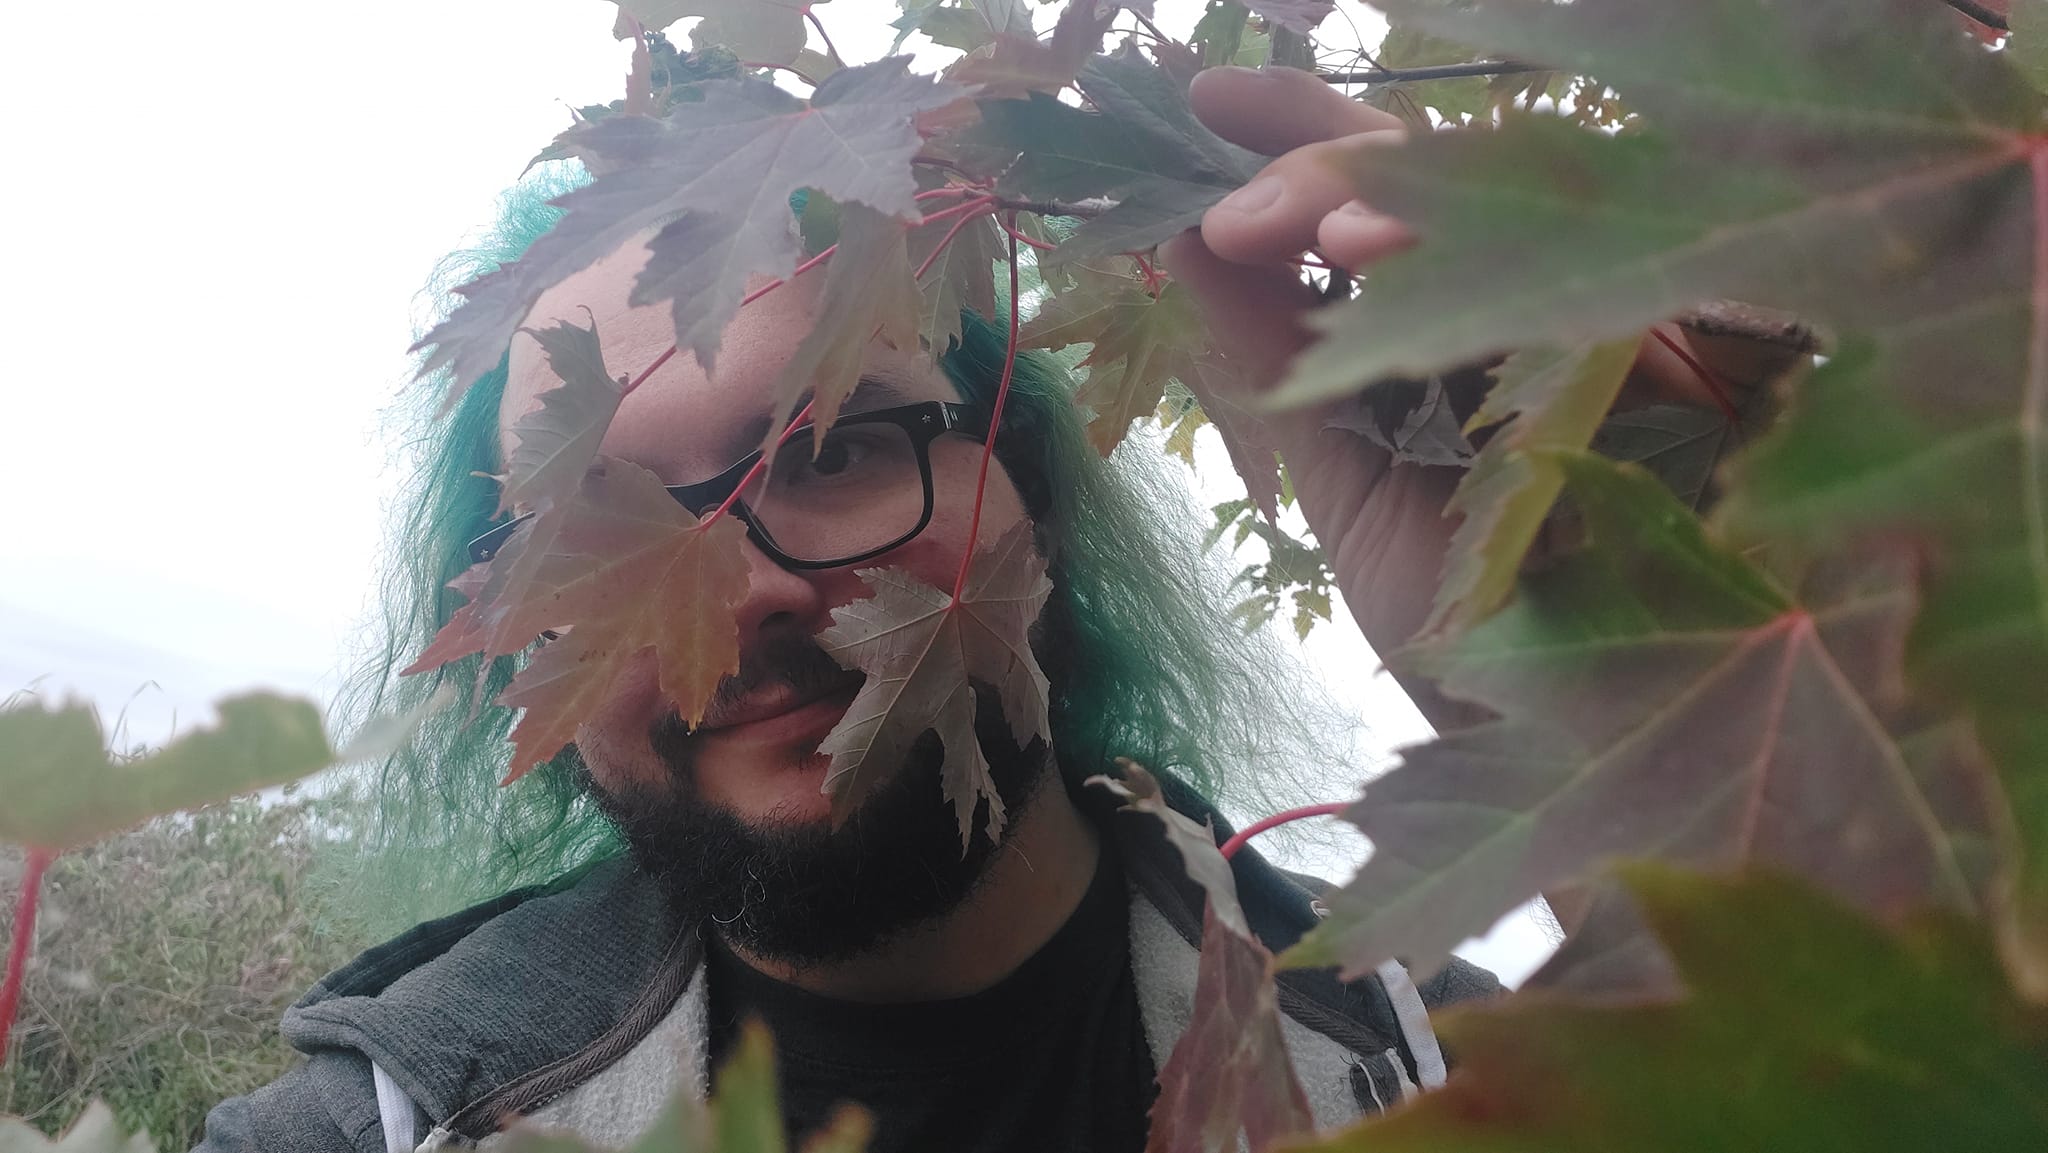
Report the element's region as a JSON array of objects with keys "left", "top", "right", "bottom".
[
  {"left": 762, "top": 203, "right": 921, "bottom": 457},
  {"left": 0, "top": 694, "right": 333, "bottom": 852},
  {"left": 608, "top": 0, "right": 821, "bottom": 67},
  {"left": 1093, "top": 762, "right": 1315, "bottom": 1153},
  {"left": 1287, "top": 866, "right": 2048, "bottom": 1153},
  {"left": 815, "top": 519, "right": 1053, "bottom": 848},
  {"left": 414, "top": 59, "right": 960, "bottom": 402},
  {"left": 1428, "top": 339, "right": 1638, "bottom": 631},
  {"left": 967, "top": 52, "right": 1263, "bottom": 264},
  {"left": 1283, "top": 452, "right": 1991, "bottom": 981},
  {"left": 1271, "top": 0, "right": 2048, "bottom": 990},
  {"left": 0, "top": 1104, "right": 154, "bottom": 1153},
  {"left": 902, "top": 0, "right": 1035, "bottom": 52},
  {"left": 1025, "top": 278, "right": 1207, "bottom": 454}
]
